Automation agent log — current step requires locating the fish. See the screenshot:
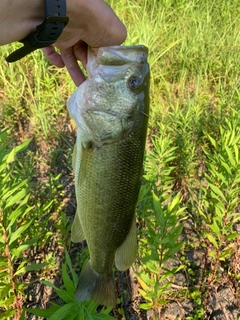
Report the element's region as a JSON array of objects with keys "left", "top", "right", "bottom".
[{"left": 67, "top": 45, "right": 150, "bottom": 306}]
